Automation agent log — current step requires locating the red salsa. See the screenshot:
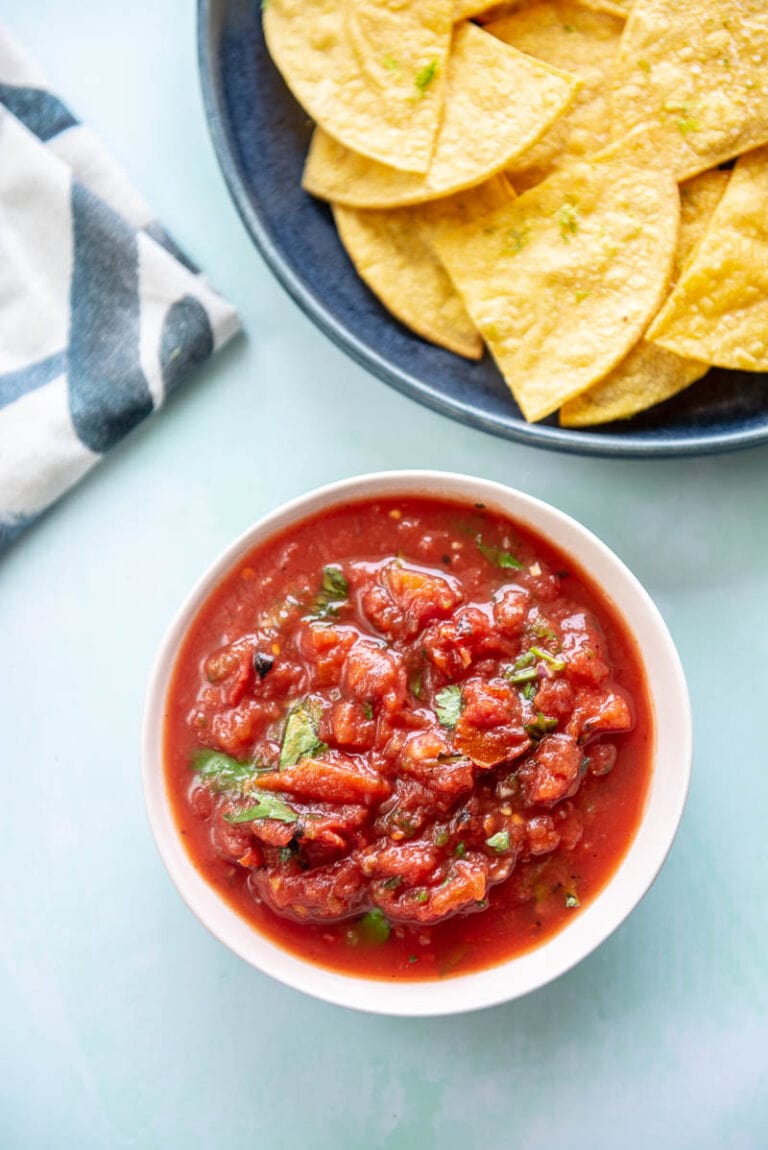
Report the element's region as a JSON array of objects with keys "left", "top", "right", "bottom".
[{"left": 164, "top": 497, "right": 652, "bottom": 980}]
